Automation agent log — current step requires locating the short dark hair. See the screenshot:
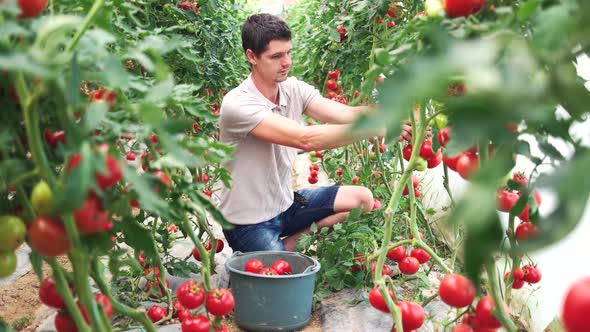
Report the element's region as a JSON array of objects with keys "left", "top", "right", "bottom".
[{"left": 241, "top": 13, "right": 291, "bottom": 57}]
